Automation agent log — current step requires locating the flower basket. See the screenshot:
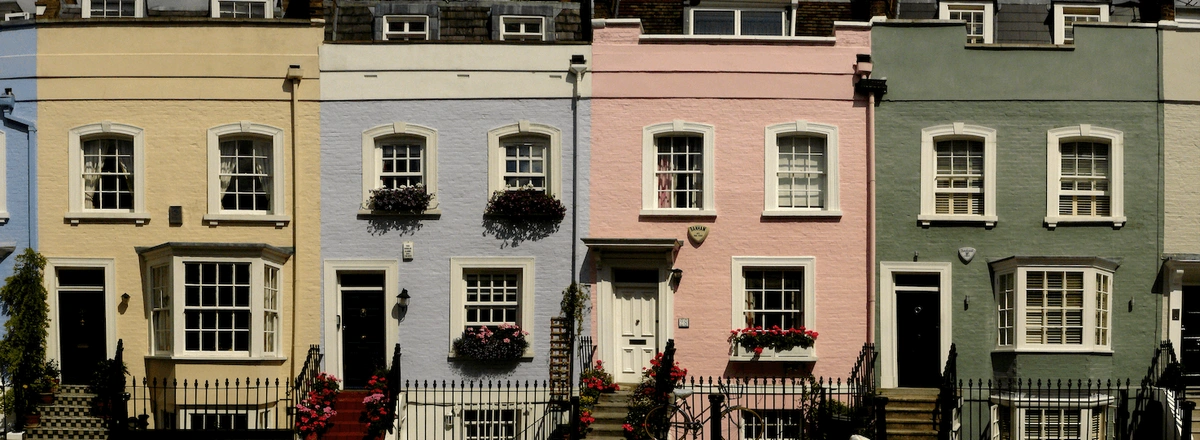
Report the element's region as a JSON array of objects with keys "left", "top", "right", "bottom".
[
  {"left": 295, "top": 373, "right": 341, "bottom": 437},
  {"left": 368, "top": 185, "right": 433, "bottom": 213},
  {"left": 729, "top": 326, "right": 819, "bottom": 361},
  {"left": 361, "top": 374, "right": 392, "bottom": 438},
  {"left": 484, "top": 188, "right": 566, "bottom": 222},
  {"left": 452, "top": 324, "right": 529, "bottom": 361}
]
